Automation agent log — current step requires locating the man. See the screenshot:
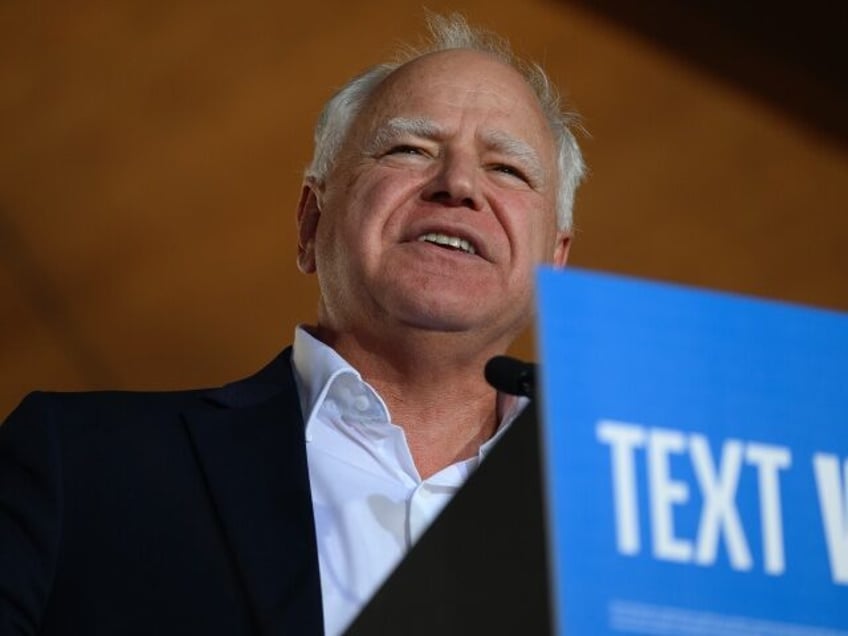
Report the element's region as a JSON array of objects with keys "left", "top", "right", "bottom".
[{"left": 0, "top": 13, "right": 584, "bottom": 636}]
